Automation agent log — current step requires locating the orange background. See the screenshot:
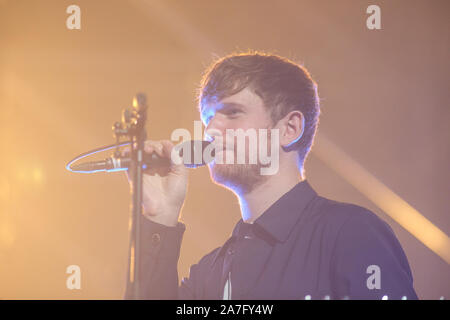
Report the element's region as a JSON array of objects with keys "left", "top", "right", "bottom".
[{"left": 0, "top": 0, "right": 448, "bottom": 299}]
